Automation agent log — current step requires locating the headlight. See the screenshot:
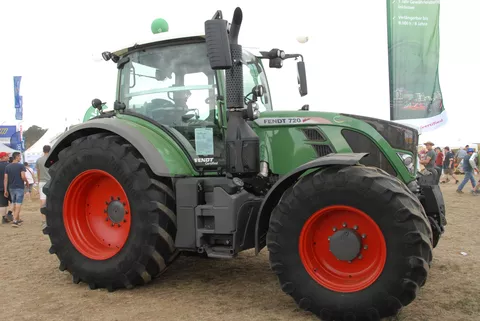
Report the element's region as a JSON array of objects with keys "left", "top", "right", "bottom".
[{"left": 398, "top": 152, "right": 415, "bottom": 174}]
